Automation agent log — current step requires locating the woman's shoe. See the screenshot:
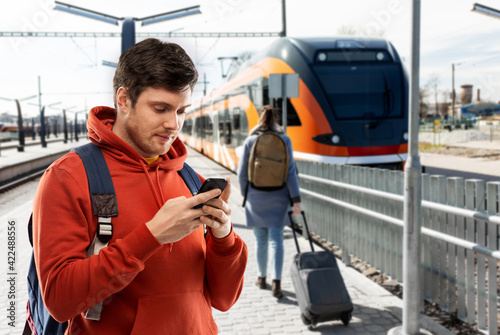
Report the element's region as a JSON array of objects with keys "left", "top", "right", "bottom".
[
  {"left": 255, "top": 276, "right": 266, "bottom": 289},
  {"left": 272, "top": 279, "right": 283, "bottom": 299}
]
